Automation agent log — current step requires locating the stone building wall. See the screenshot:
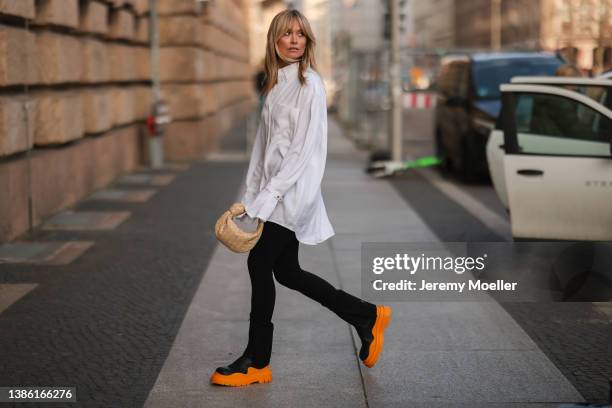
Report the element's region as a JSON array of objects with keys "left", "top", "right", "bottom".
[
  {"left": 0, "top": 0, "right": 255, "bottom": 243},
  {"left": 158, "top": 0, "right": 254, "bottom": 159}
]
